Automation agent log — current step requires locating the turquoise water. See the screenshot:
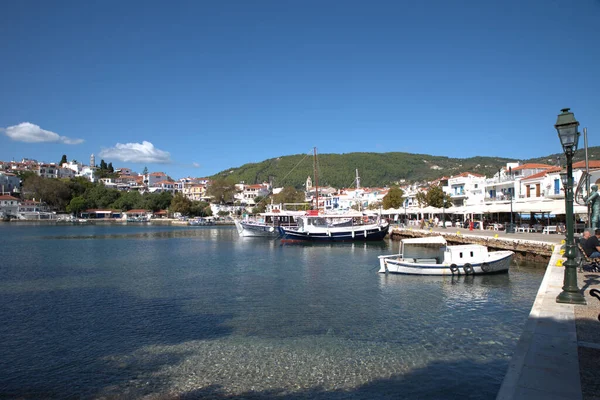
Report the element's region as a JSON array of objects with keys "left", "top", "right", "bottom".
[{"left": 0, "top": 224, "right": 544, "bottom": 399}]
